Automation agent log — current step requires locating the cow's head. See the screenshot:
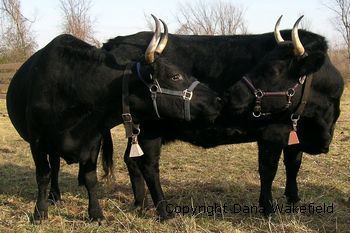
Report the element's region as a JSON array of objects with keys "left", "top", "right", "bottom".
[
  {"left": 130, "top": 15, "right": 222, "bottom": 122},
  {"left": 226, "top": 16, "right": 344, "bottom": 153}
]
